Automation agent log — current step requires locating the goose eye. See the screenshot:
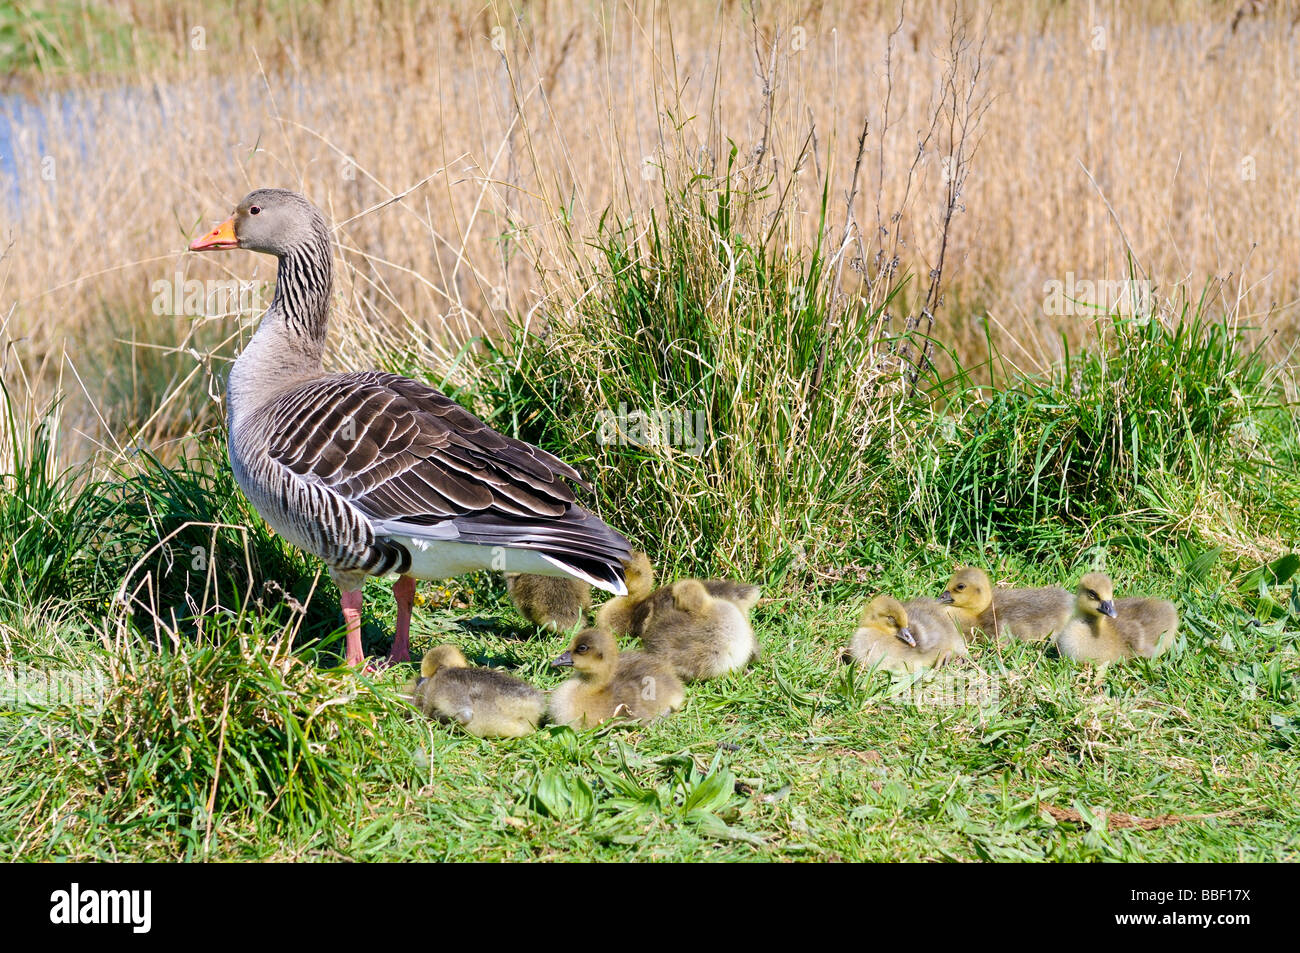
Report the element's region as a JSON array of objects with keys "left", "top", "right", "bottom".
[
  {"left": 956, "top": 584, "right": 965, "bottom": 591},
  {"left": 1087, "top": 590, "right": 1098, "bottom": 600},
  {"left": 249, "top": 205, "right": 261, "bottom": 215},
  {"left": 575, "top": 644, "right": 588, "bottom": 654}
]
